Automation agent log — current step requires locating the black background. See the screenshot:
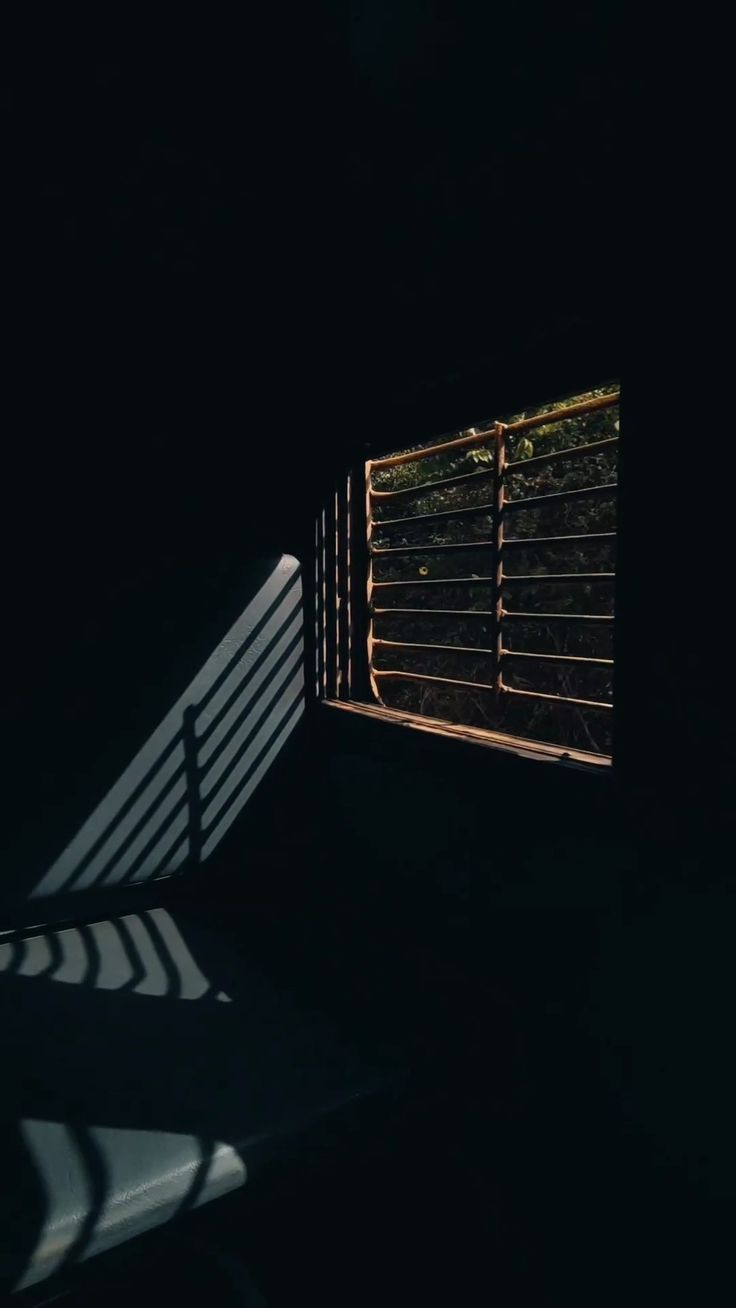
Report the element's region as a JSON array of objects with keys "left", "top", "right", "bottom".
[
  {"left": 2, "top": 7, "right": 626, "bottom": 847},
  {"left": 1, "top": 11, "right": 732, "bottom": 1297}
]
